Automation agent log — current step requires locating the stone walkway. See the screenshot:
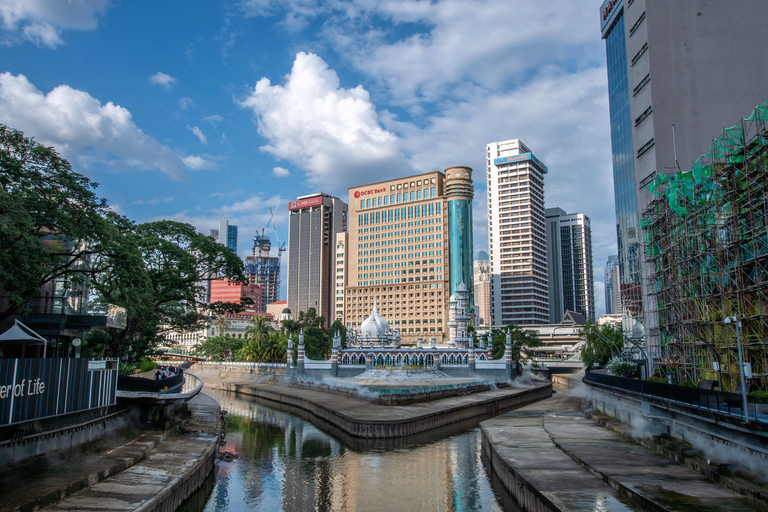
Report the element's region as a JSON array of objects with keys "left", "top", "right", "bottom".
[{"left": 481, "top": 386, "right": 765, "bottom": 511}]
